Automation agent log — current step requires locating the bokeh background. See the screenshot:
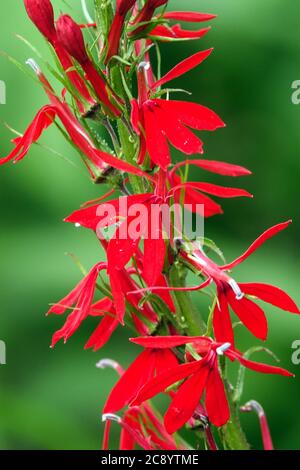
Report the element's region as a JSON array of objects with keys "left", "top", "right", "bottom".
[{"left": 1, "top": 0, "right": 300, "bottom": 450}]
